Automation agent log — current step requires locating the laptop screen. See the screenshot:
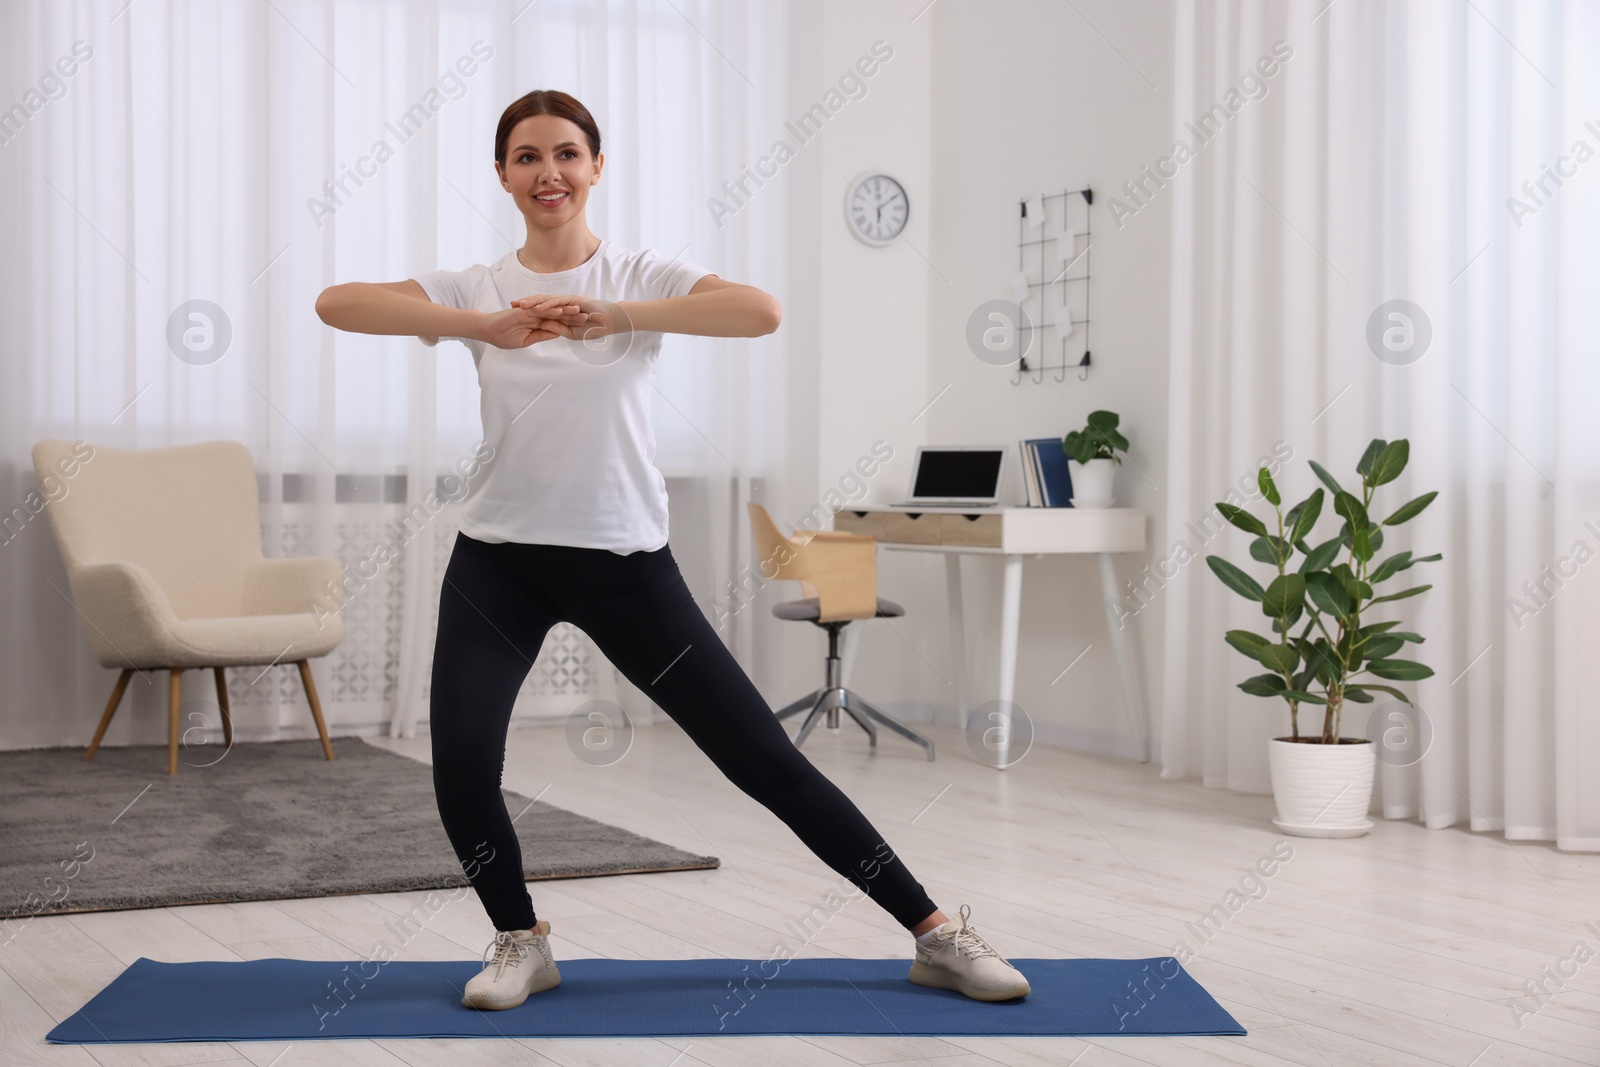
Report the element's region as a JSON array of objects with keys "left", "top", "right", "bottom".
[{"left": 912, "top": 449, "right": 1004, "bottom": 499}]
